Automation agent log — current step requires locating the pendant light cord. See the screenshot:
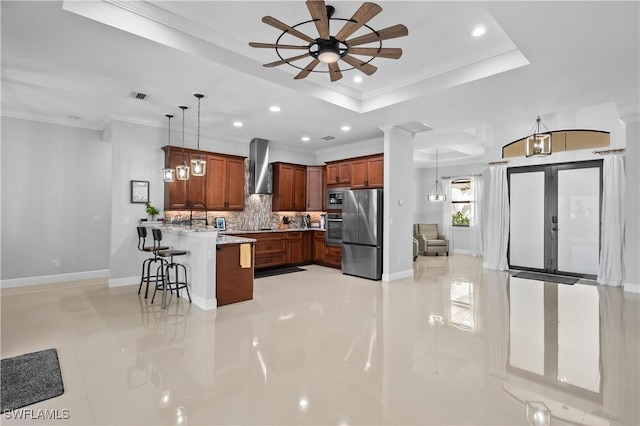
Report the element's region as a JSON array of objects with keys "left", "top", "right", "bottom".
[{"left": 166, "top": 114, "right": 172, "bottom": 167}]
